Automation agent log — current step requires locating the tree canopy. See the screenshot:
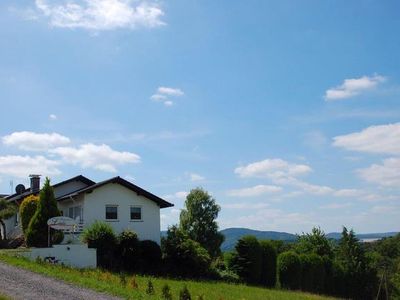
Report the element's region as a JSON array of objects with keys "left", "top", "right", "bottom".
[{"left": 179, "top": 188, "right": 224, "bottom": 258}]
